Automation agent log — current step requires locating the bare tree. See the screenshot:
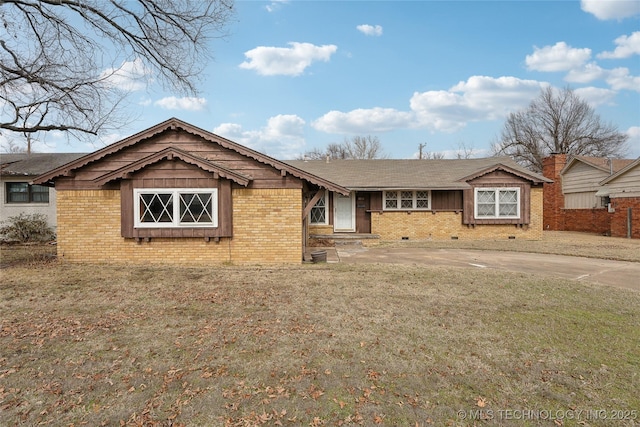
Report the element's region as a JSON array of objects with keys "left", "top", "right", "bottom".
[
  {"left": 455, "top": 141, "right": 475, "bottom": 159},
  {"left": 0, "top": 135, "right": 26, "bottom": 153},
  {"left": 417, "top": 142, "right": 445, "bottom": 159},
  {"left": 0, "top": 0, "right": 234, "bottom": 145},
  {"left": 342, "top": 135, "right": 386, "bottom": 159},
  {"left": 300, "top": 135, "right": 387, "bottom": 160},
  {"left": 492, "top": 86, "right": 628, "bottom": 173}
]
